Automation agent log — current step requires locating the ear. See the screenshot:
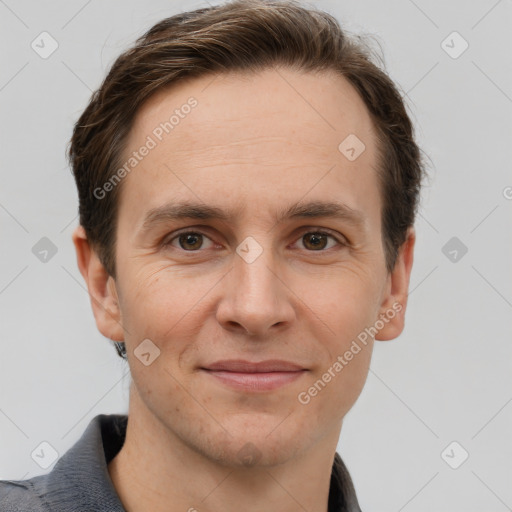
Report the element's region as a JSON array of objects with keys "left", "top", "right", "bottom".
[
  {"left": 72, "top": 225, "right": 124, "bottom": 342},
  {"left": 374, "top": 226, "right": 415, "bottom": 341}
]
